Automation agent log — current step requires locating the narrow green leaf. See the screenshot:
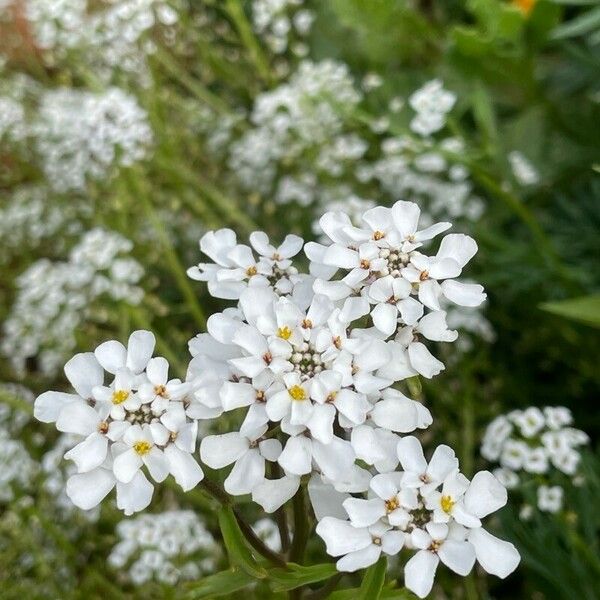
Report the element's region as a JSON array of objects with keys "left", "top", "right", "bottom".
[
  {"left": 540, "top": 295, "right": 600, "bottom": 328},
  {"left": 269, "top": 562, "right": 338, "bottom": 592},
  {"left": 551, "top": 5, "right": 600, "bottom": 38},
  {"left": 184, "top": 568, "right": 255, "bottom": 599},
  {"left": 472, "top": 81, "right": 498, "bottom": 150},
  {"left": 218, "top": 507, "right": 267, "bottom": 579},
  {"left": 358, "top": 556, "right": 387, "bottom": 599}
]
